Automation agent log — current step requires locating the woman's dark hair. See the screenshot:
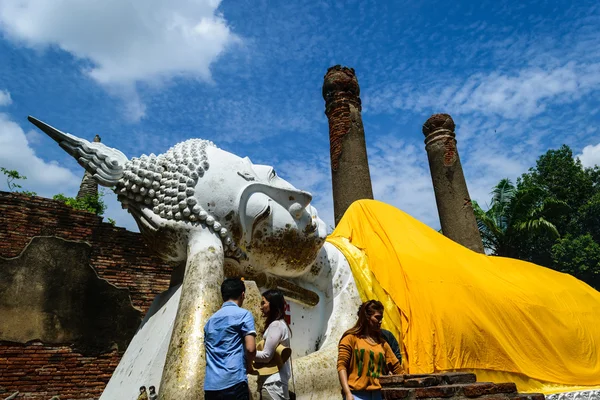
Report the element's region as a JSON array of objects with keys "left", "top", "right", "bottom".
[
  {"left": 341, "top": 300, "right": 385, "bottom": 343},
  {"left": 262, "top": 289, "right": 289, "bottom": 334}
]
